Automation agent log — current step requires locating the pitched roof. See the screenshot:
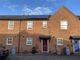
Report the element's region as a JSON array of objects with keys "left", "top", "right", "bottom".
[
  {"left": 0, "top": 15, "right": 50, "bottom": 20},
  {"left": 0, "top": 6, "right": 79, "bottom": 20}
]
